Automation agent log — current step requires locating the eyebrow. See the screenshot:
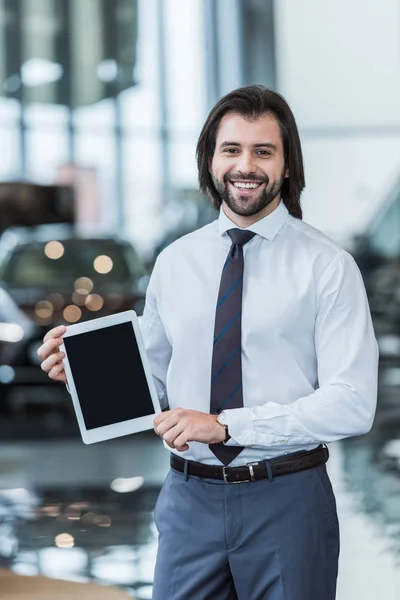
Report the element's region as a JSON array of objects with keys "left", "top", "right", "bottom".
[{"left": 219, "top": 141, "right": 278, "bottom": 151}]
